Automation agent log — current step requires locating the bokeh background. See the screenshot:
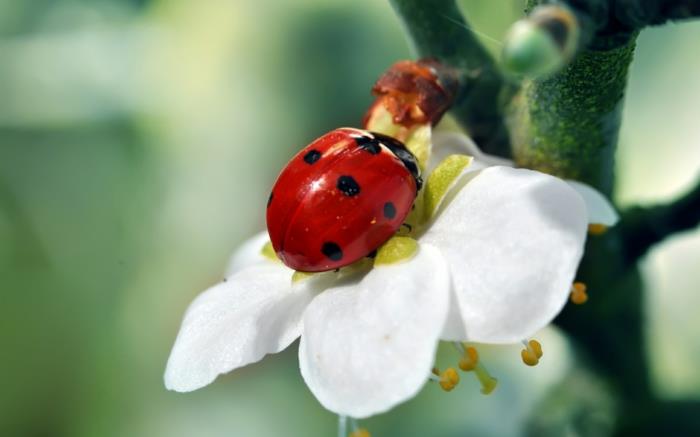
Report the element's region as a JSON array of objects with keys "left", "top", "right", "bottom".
[{"left": 1, "top": 1, "right": 699, "bottom": 436}]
